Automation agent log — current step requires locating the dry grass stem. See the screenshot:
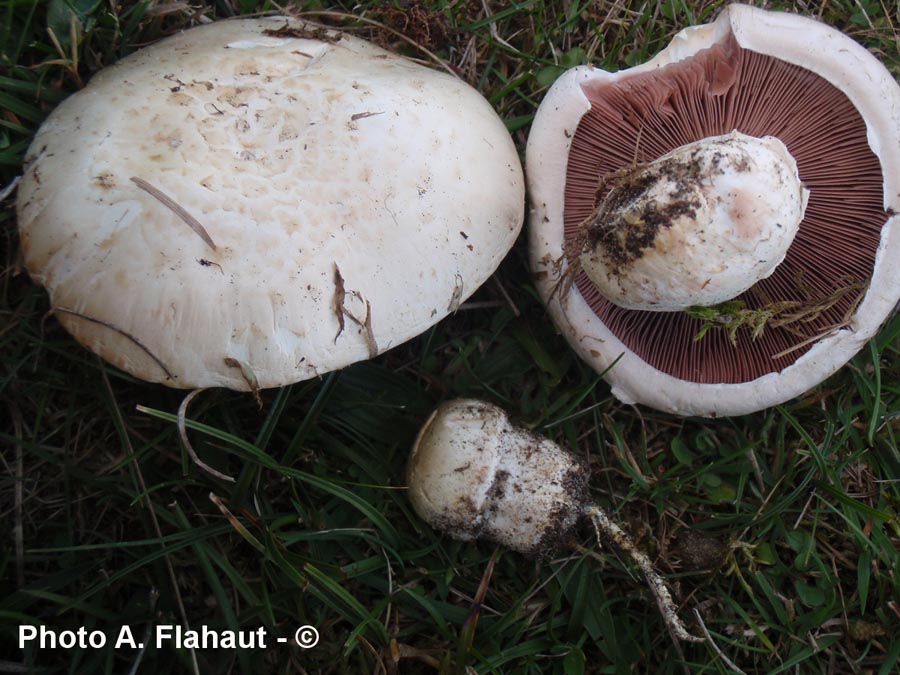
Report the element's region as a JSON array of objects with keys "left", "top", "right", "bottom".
[
  {"left": 102, "top": 371, "right": 200, "bottom": 675},
  {"left": 692, "top": 608, "right": 750, "bottom": 675},
  {"left": 294, "top": 9, "right": 460, "bottom": 78},
  {"left": 52, "top": 307, "right": 176, "bottom": 380},
  {"left": 177, "top": 388, "right": 235, "bottom": 483},
  {"left": 10, "top": 402, "right": 25, "bottom": 588},
  {"left": 130, "top": 176, "right": 217, "bottom": 251},
  {"left": 689, "top": 277, "right": 867, "bottom": 349},
  {"left": 125, "top": 588, "right": 159, "bottom": 675},
  {"left": 209, "top": 493, "right": 265, "bottom": 551},
  {"left": 0, "top": 176, "right": 20, "bottom": 202}
]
